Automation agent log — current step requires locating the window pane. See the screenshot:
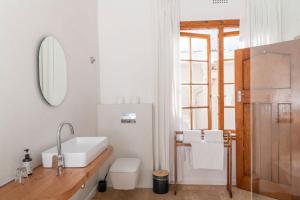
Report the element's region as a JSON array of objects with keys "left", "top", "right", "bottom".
[
  {"left": 191, "top": 38, "right": 207, "bottom": 60},
  {"left": 181, "top": 86, "right": 190, "bottom": 107},
  {"left": 182, "top": 109, "right": 191, "bottom": 130},
  {"left": 193, "top": 108, "right": 208, "bottom": 129},
  {"left": 224, "top": 36, "right": 239, "bottom": 59},
  {"left": 224, "top": 108, "right": 235, "bottom": 130},
  {"left": 224, "top": 60, "right": 234, "bottom": 83},
  {"left": 224, "top": 28, "right": 239, "bottom": 32},
  {"left": 192, "top": 85, "right": 208, "bottom": 106},
  {"left": 180, "top": 37, "right": 190, "bottom": 60},
  {"left": 224, "top": 84, "right": 235, "bottom": 107},
  {"left": 181, "top": 61, "right": 190, "bottom": 83},
  {"left": 192, "top": 62, "right": 208, "bottom": 83}
]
